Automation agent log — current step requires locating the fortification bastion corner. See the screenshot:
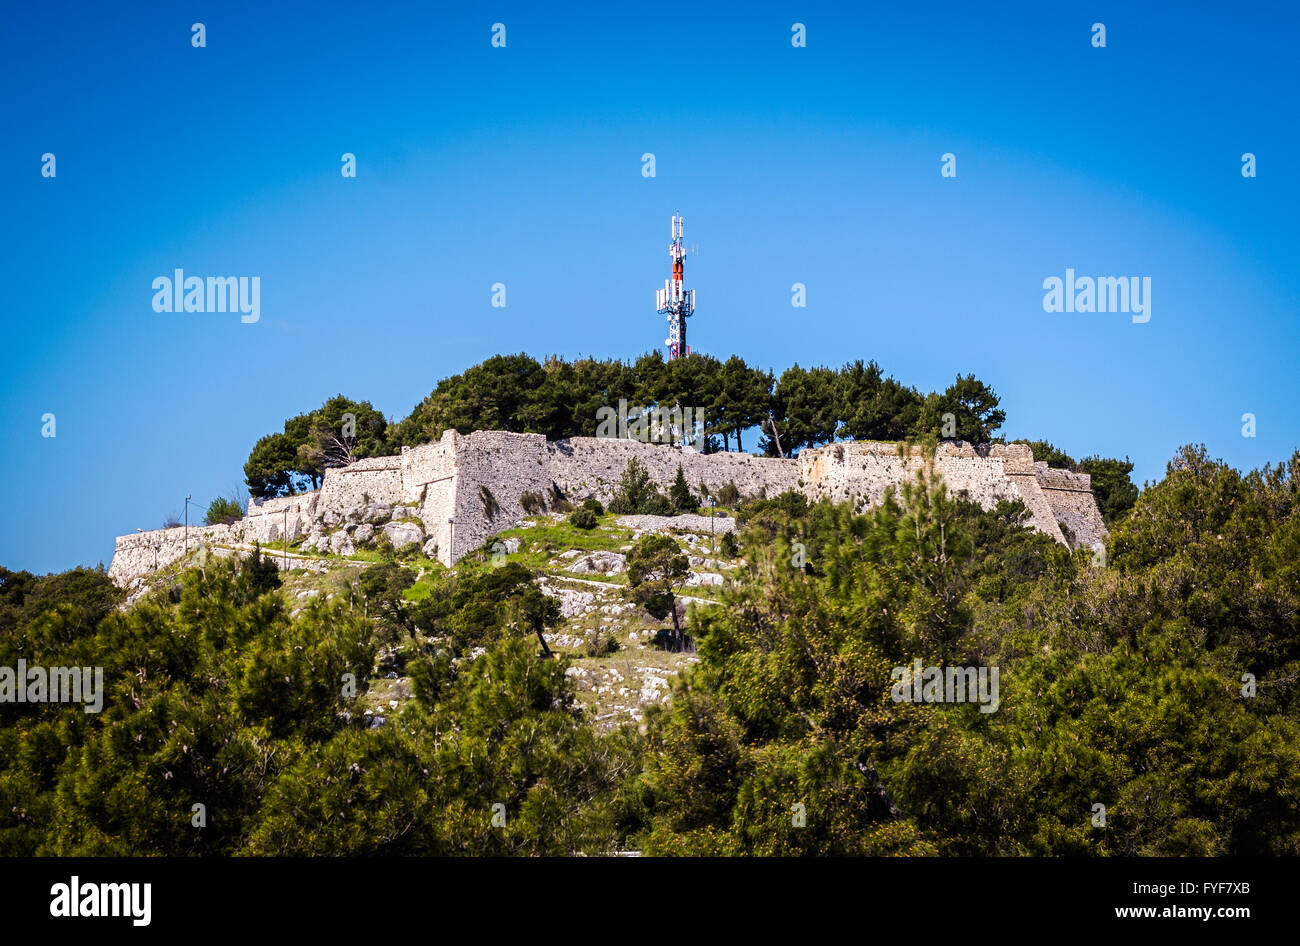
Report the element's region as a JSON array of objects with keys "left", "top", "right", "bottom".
[{"left": 108, "top": 432, "right": 1108, "bottom": 587}]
